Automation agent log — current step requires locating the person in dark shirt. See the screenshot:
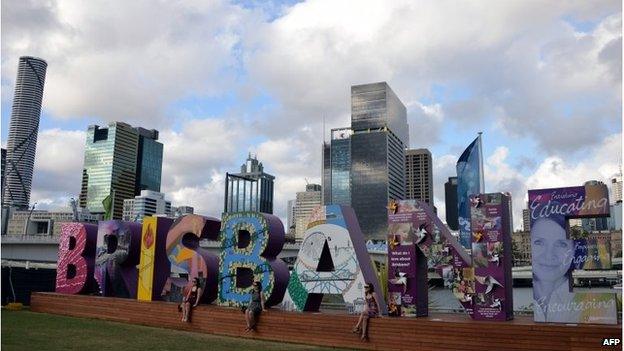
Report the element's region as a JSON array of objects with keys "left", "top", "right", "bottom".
[
  {"left": 181, "top": 278, "right": 201, "bottom": 322},
  {"left": 245, "top": 281, "right": 266, "bottom": 332}
]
